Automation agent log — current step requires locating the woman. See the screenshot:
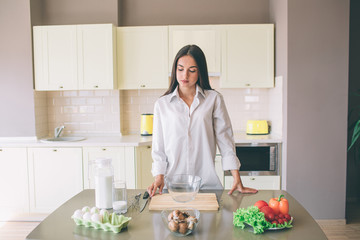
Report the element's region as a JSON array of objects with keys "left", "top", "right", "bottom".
[{"left": 148, "top": 45, "right": 257, "bottom": 197}]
